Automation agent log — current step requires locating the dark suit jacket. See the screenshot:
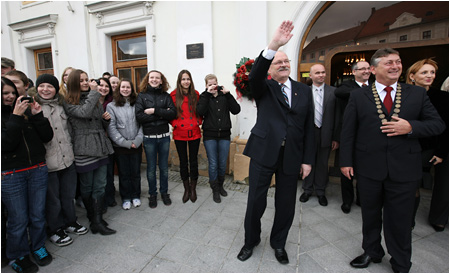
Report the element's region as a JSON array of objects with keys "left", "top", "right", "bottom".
[
  {"left": 340, "top": 83, "right": 445, "bottom": 182},
  {"left": 419, "top": 87, "right": 449, "bottom": 158},
  {"left": 334, "top": 80, "right": 368, "bottom": 139},
  {"left": 311, "top": 84, "right": 338, "bottom": 145},
  {"left": 243, "top": 51, "right": 315, "bottom": 175}
]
